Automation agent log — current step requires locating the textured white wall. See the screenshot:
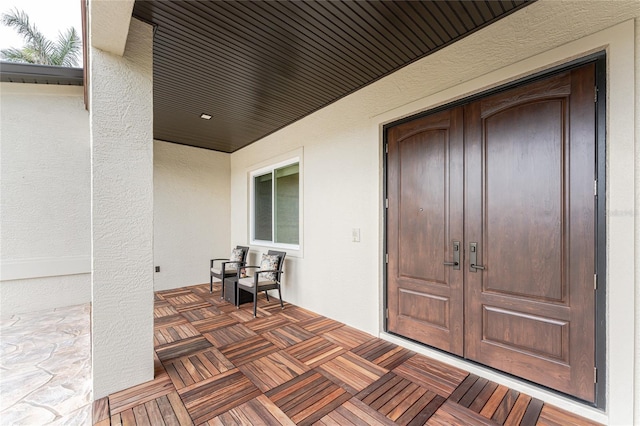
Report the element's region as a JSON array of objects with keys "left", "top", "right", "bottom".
[
  {"left": 634, "top": 15, "right": 640, "bottom": 426},
  {"left": 90, "top": 17, "right": 154, "bottom": 399},
  {"left": 153, "top": 141, "right": 231, "bottom": 291},
  {"left": 0, "top": 275, "right": 90, "bottom": 315},
  {"left": 229, "top": 2, "right": 639, "bottom": 424},
  {"left": 0, "top": 83, "right": 90, "bottom": 315}
]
